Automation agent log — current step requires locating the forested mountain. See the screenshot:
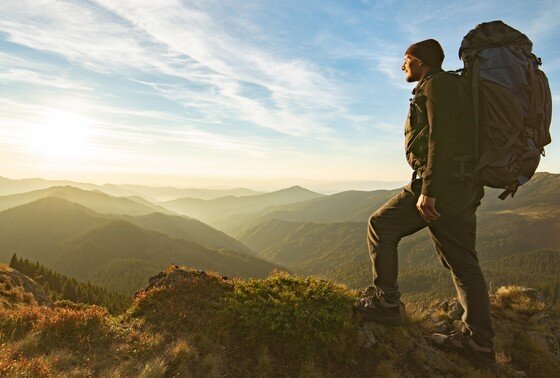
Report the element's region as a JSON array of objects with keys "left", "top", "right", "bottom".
[
  {"left": 163, "top": 185, "right": 324, "bottom": 225},
  {"left": 54, "top": 219, "right": 281, "bottom": 294},
  {"left": 215, "top": 188, "right": 400, "bottom": 236},
  {"left": 121, "top": 212, "right": 255, "bottom": 256},
  {"left": 236, "top": 173, "right": 560, "bottom": 303},
  {"left": 0, "top": 185, "right": 175, "bottom": 216},
  {"left": 0, "top": 197, "right": 107, "bottom": 264},
  {"left": 0, "top": 197, "right": 282, "bottom": 294},
  {"left": 1, "top": 172, "right": 558, "bottom": 303},
  {"left": 219, "top": 172, "right": 560, "bottom": 238}
]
